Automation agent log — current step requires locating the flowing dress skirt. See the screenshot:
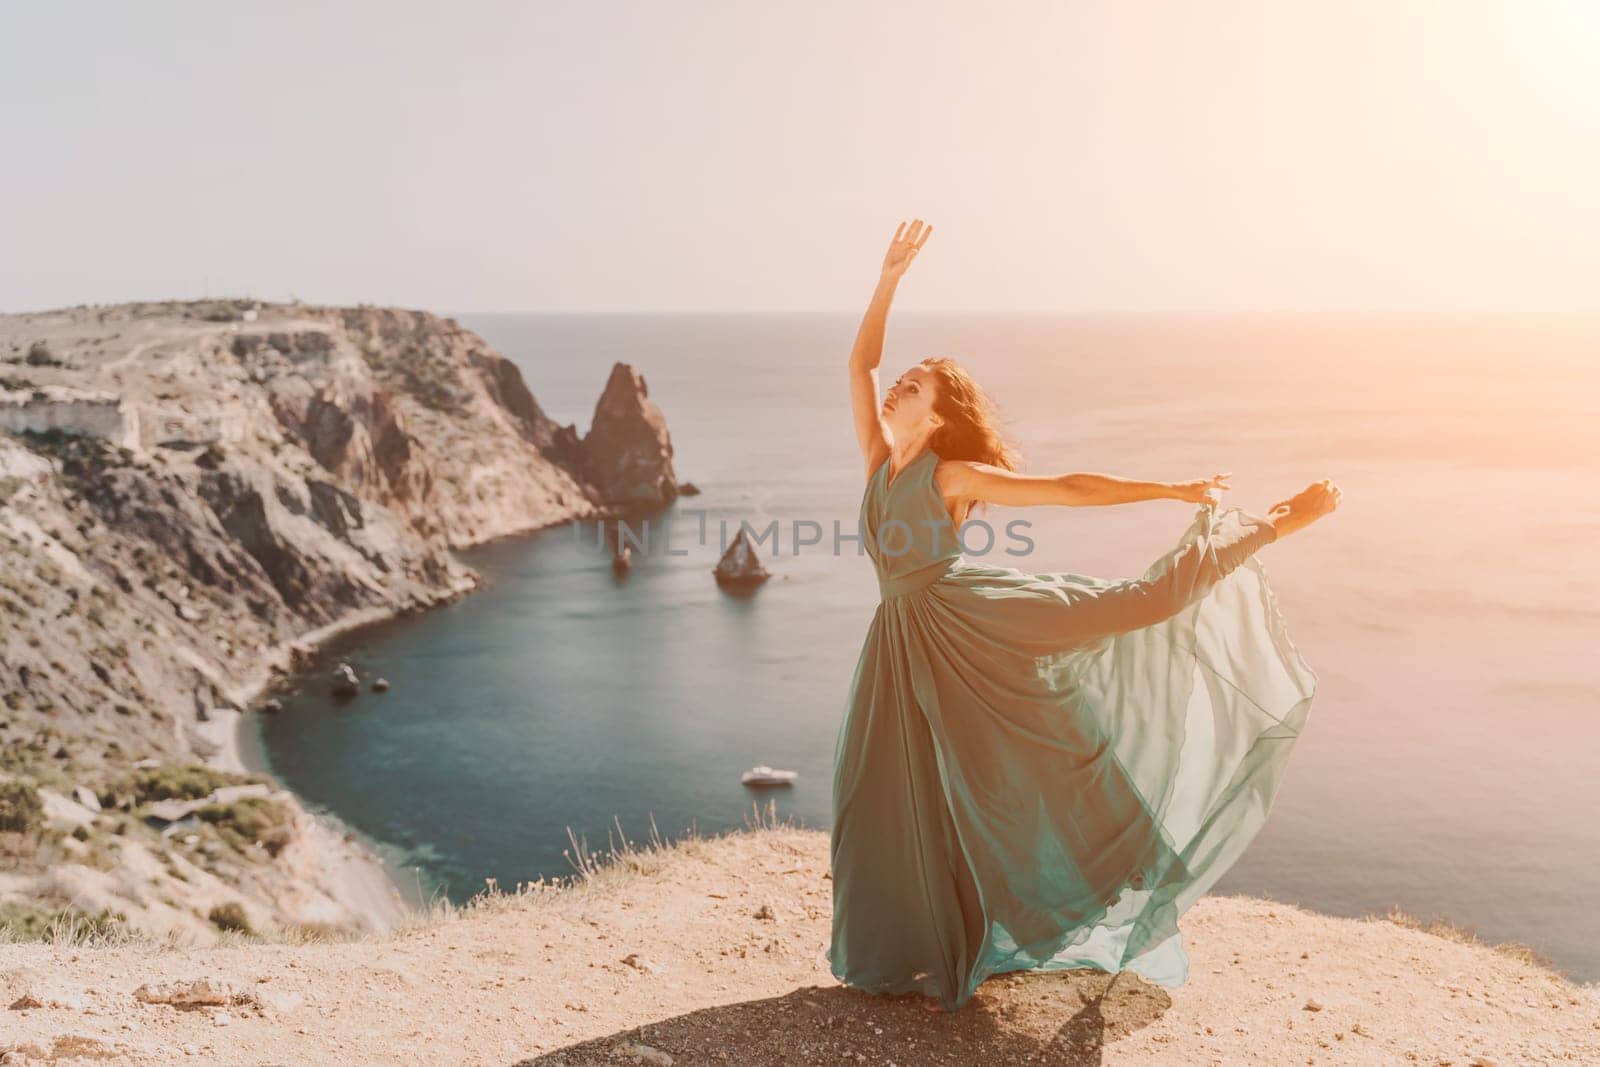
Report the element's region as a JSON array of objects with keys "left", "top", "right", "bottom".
[{"left": 826, "top": 502, "right": 1316, "bottom": 1010}]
